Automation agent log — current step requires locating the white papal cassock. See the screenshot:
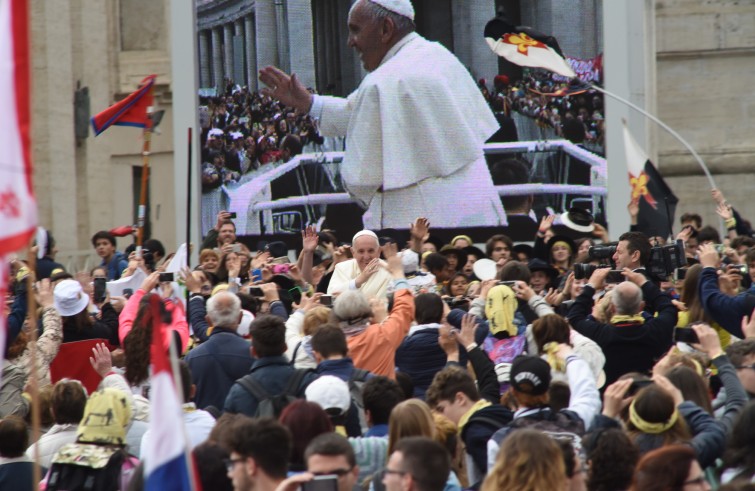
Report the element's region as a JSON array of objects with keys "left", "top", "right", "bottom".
[{"left": 310, "top": 32, "right": 507, "bottom": 229}]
